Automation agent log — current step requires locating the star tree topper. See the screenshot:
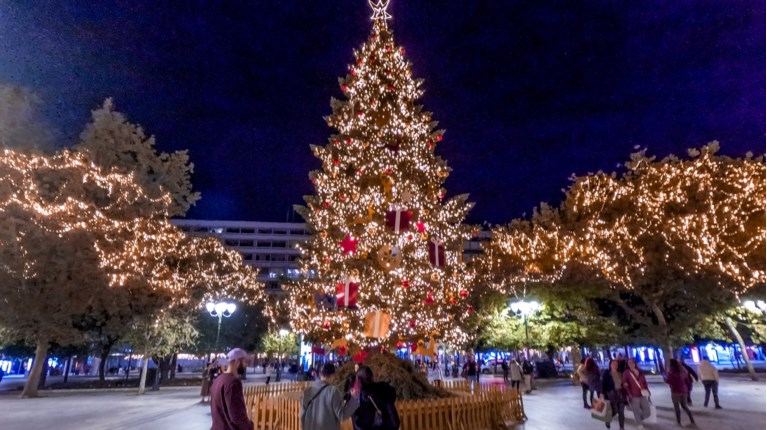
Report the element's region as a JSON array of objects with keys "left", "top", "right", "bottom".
[{"left": 369, "top": 0, "right": 392, "bottom": 24}]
